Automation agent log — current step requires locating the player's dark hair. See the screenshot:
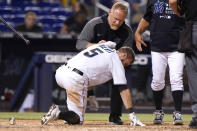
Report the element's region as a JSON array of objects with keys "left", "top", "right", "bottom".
[{"left": 118, "top": 46, "right": 135, "bottom": 63}]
